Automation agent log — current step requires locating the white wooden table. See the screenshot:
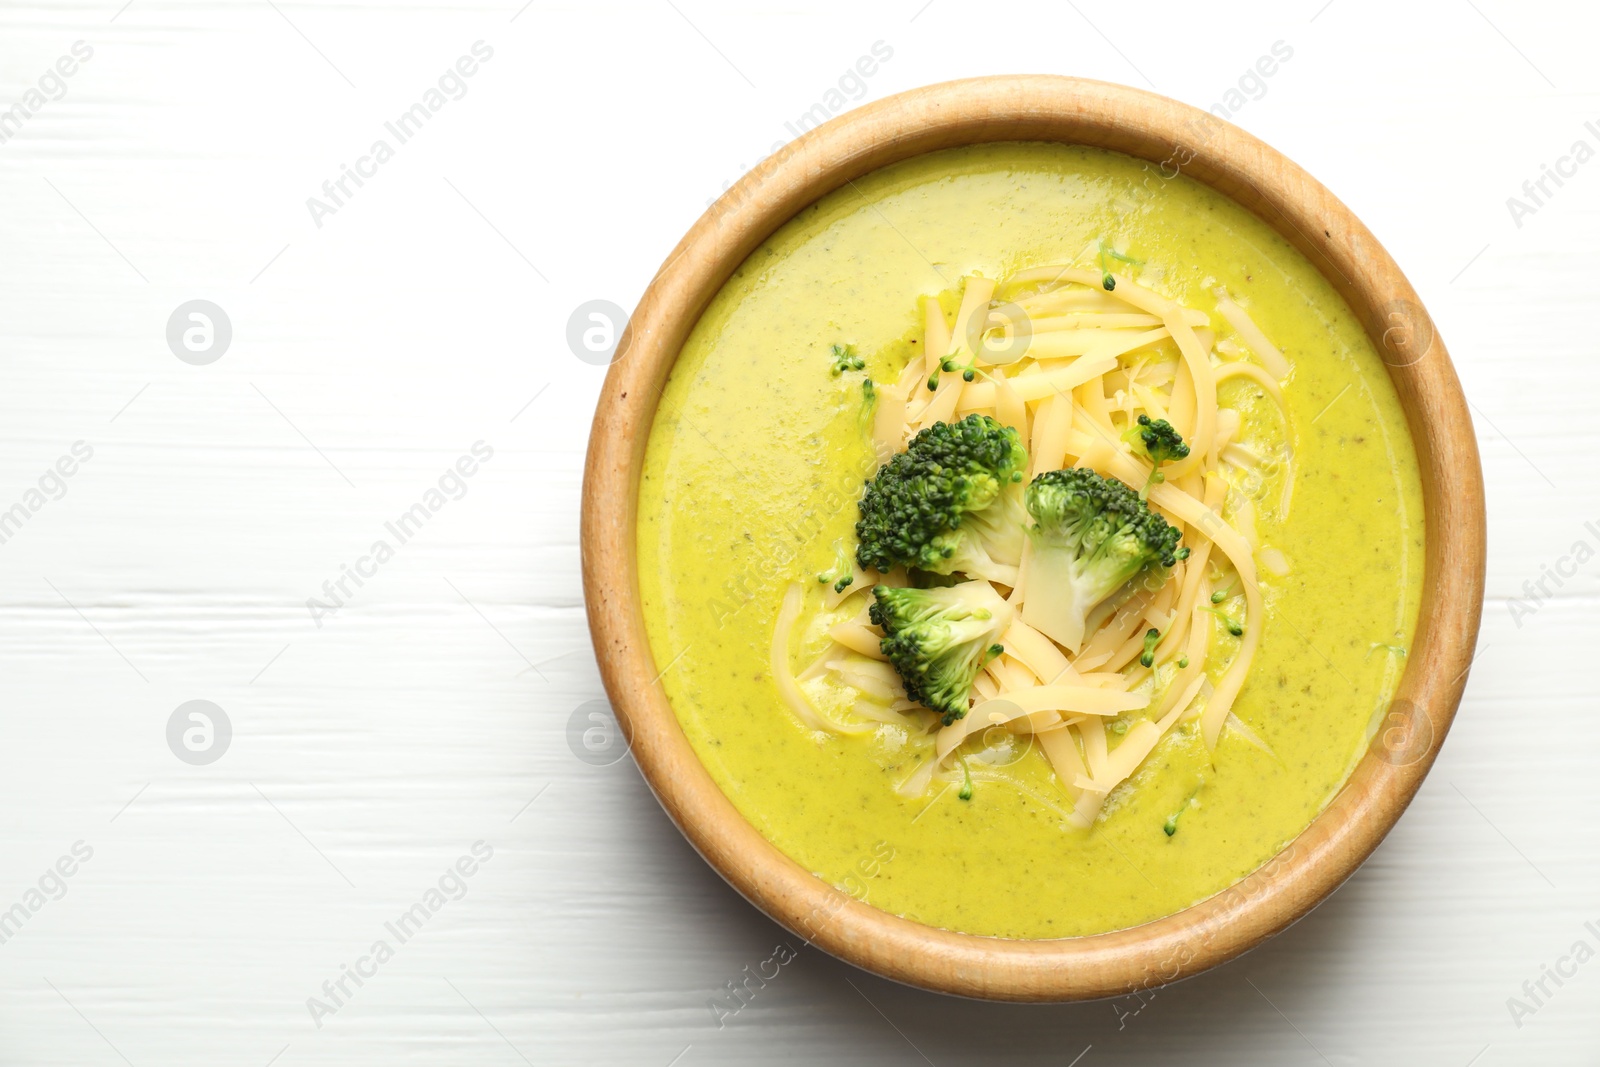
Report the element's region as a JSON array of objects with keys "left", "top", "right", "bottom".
[{"left": 0, "top": 1, "right": 1594, "bottom": 1063}]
